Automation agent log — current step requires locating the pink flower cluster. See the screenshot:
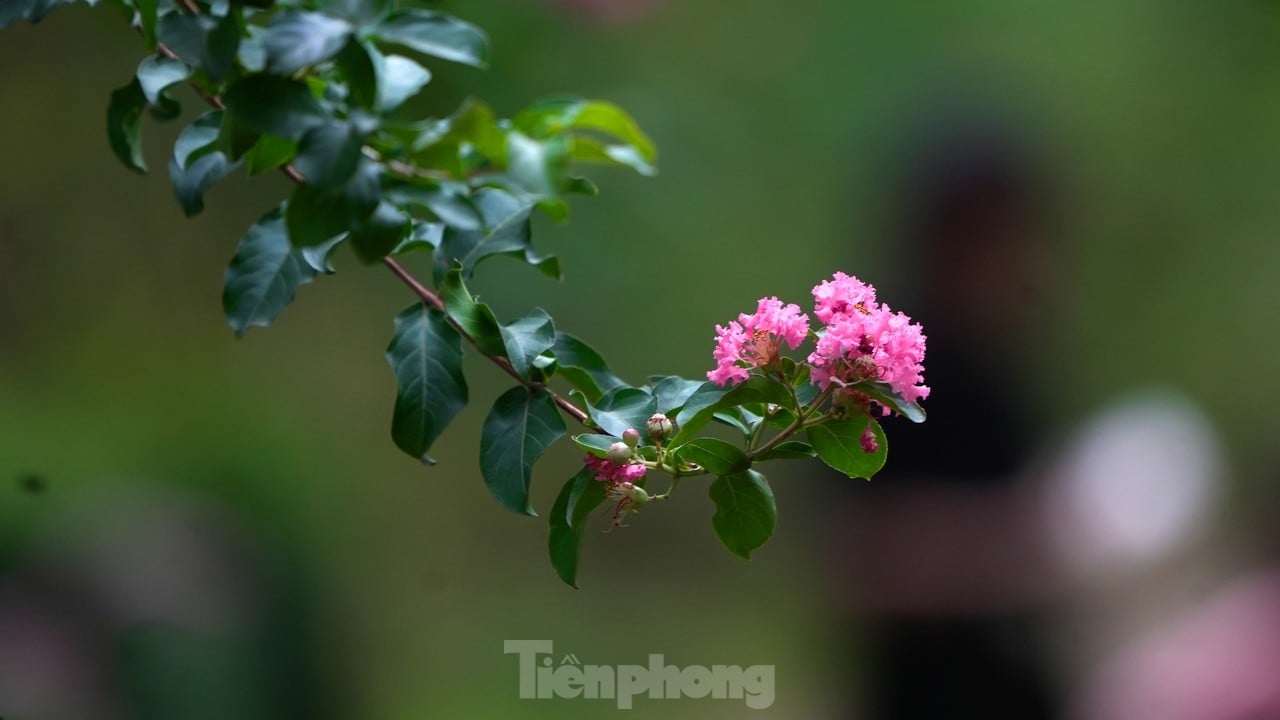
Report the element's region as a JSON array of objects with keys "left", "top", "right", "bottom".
[
  {"left": 707, "top": 297, "right": 810, "bottom": 386},
  {"left": 708, "top": 272, "right": 929, "bottom": 408},
  {"left": 584, "top": 455, "right": 646, "bottom": 484}
]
